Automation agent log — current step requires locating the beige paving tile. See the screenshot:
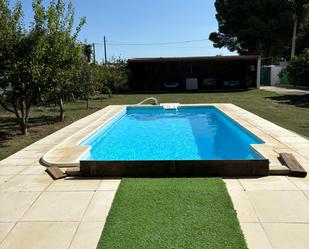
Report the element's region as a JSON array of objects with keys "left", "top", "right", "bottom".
[
  {"left": 304, "top": 191, "right": 309, "bottom": 199},
  {"left": 0, "top": 166, "right": 27, "bottom": 176},
  {"left": 47, "top": 178, "right": 101, "bottom": 192},
  {"left": 263, "top": 223, "right": 309, "bottom": 249},
  {"left": 1, "top": 158, "right": 40, "bottom": 167},
  {"left": 239, "top": 176, "right": 298, "bottom": 191},
  {"left": 0, "top": 192, "right": 40, "bottom": 222},
  {"left": 14, "top": 159, "right": 42, "bottom": 167},
  {"left": 23, "top": 144, "right": 54, "bottom": 152},
  {"left": 226, "top": 190, "right": 259, "bottom": 222},
  {"left": 10, "top": 151, "right": 44, "bottom": 159},
  {"left": 0, "top": 221, "right": 78, "bottom": 249},
  {"left": 69, "top": 221, "right": 104, "bottom": 249},
  {"left": 0, "top": 159, "right": 21, "bottom": 166},
  {"left": 0, "top": 222, "right": 14, "bottom": 243},
  {"left": 248, "top": 190, "right": 309, "bottom": 223},
  {"left": 288, "top": 176, "right": 309, "bottom": 191},
  {"left": 20, "top": 166, "right": 46, "bottom": 175},
  {"left": 83, "top": 191, "right": 116, "bottom": 221},
  {"left": 0, "top": 175, "right": 52, "bottom": 192},
  {"left": 97, "top": 179, "right": 121, "bottom": 191},
  {"left": 23, "top": 192, "right": 93, "bottom": 221},
  {"left": 240, "top": 223, "right": 272, "bottom": 249},
  {"left": 0, "top": 176, "right": 12, "bottom": 185}
]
